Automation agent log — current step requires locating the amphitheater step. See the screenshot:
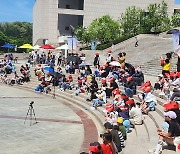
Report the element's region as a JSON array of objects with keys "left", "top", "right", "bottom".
[
  {"left": 123, "top": 124, "right": 150, "bottom": 154},
  {"left": 155, "top": 103, "right": 164, "bottom": 117},
  {"left": 143, "top": 115, "right": 158, "bottom": 148},
  {"left": 148, "top": 111, "right": 164, "bottom": 129}
]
